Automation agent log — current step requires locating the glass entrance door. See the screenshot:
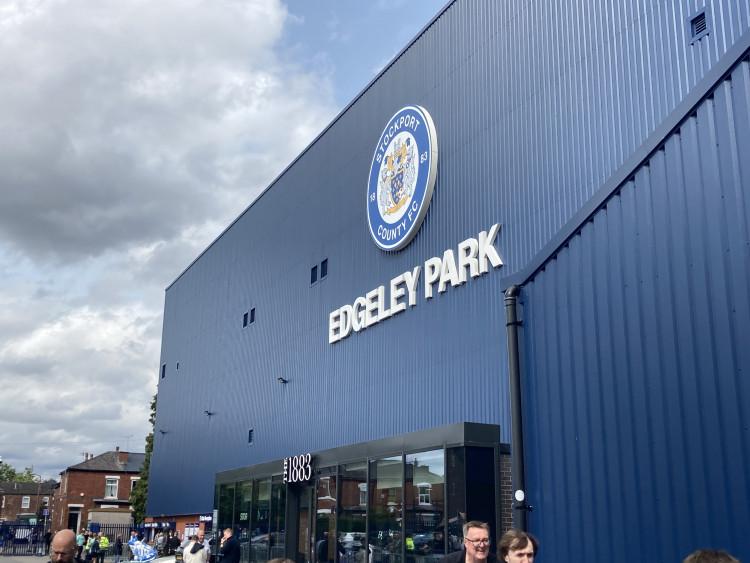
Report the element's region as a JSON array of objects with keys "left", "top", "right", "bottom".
[{"left": 297, "top": 485, "right": 315, "bottom": 563}]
